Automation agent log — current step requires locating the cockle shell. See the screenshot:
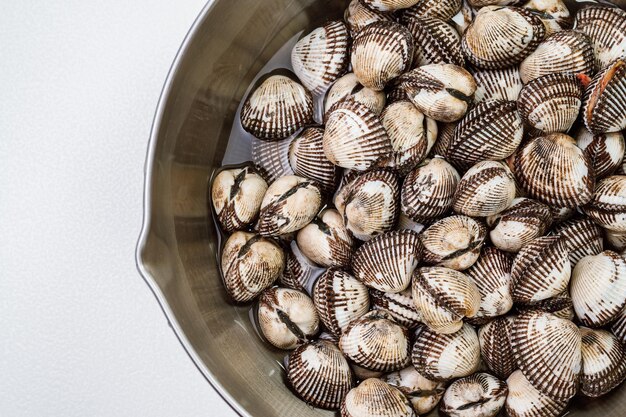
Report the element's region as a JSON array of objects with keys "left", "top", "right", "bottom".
[
  {"left": 451, "top": 0, "right": 478, "bottom": 36},
  {"left": 400, "top": 15, "right": 465, "bottom": 67},
  {"left": 287, "top": 340, "right": 355, "bottom": 409},
  {"left": 519, "top": 30, "right": 594, "bottom": 84},
  {"left": 211, "top": 166, "right": 268, "bottom": 232},
  {"left": 339, "top": 310, "right": 411, "bottom": 372},
  {"left": 430, "top": 121, "right": 456, "bottom": 158},
  {"left": 313, "top": 269, "right": 370, "bottom": 335},
  {"left": 351, "top": 21, "right": 414, "bottom": 91},
  {"left": 440, "top": 373, "right": 508, "bottom": 417},
  {"left": 401, "top": 157, "right": 460, "bottom": 223},
  {"left": 420, "top": 215, "right": 487, "bottom": 271},
  {"left": 580, "top": 327, "right": 626, "bottom": 397},
  {"left": 523, "top": 0, "right": 571, "bottom": 32},
  {"left": 518, "top": 291, "right": 575, "bottom": 321},
  {"left": 582, "top": 58, "right": 626, "bottom": 134},
  {"left": 340, "top": 378, "right": 416, "bottom": 417},
  {"left": 462, "top": 6, "right": 546, "bottom": 70},
  {"left": 510, "top": 311, "right": 582, "bottom": 400},
  {"left": 296, "top": 208, "right": 354, "bottom": 268},
  {"left": 606, "top": 228, "right": 626, "bottom": 252},
  {"left": 256, "top": 175, "right": 322, "bottom": 236},
  {"left": 574, "top": 5, "right": 626, "bottom": 70},
  {"left": 611, "top": 306, "right": 626, "bottom": 344},
  {"left": 257, "top": 287, "right": 319, "bottom": 349},
  {"left": 291, "top": 20, "right": 350, "bottom": 96},
  {"left": 505, "top": 370, "right": 568, "bottom": 417},
  {"left": 241, "top": 72, "right": 314, "bottom": 140},
  {"left": 324, "top": 73, "right": 387, "bottom": 118},
  {"left": 352, "top": 229, "right": 421, "bottom": 293},
  {"left": 554, "top": 217, "right": 604, "bottom": 266},
  {"left": 517, "top": 73, "right": 583, "bottom": 133},
  {"left": 289, "top": 127, "right": 338, "bottom": 194},
  {"left": 251, "top": 135, "right": 294, "bottom": 183},
  {"left": 468, "top": 0, "right": 519, "bottom": 7},
  {"left": 281, "top": 241, "right": 325, "bottom": 293},
  {"left": 382, "top": 366, "right": 445, "bottom": 414},
  {"left": 370, "top": 288, "right": 422, "bottom": 329},
  {"left": 344, "top": 0, "right": 394, "bottom": 36},
  {"left": 550, "top": 205, "right": 576, "bottom": 224},
  {"left": 362, "top": 0, "right": 420, "bottom": 11},
  {"left": 402, "top": 0, "right": 463, "bottom": 22},
  {"left": 575, "top": 127, "right": 625, "bottom": 179},
  {"left": 514, "top": 133, "right": 594, "bottom": 208},
  {"left": 466, "top": 247, "right": 513, "bottom": 320},
  {"left": 453, "top": 160, "right": 517, "bottom": 217},
  {"left": 473, "top": 67, "right": 523, "bottom": 103},
  {"left": 400, "top": 64, "right": 476, "bottom": 122},
  {"left": 351, "top": 364, "right": 384, "bottom": 381},
  {"left": 412, "top": 323, "right": 481, "bottom": 381},
  {"left": 584, "top": 175, "right": 626, "bottom": 232},
  {"left": 571, "top": 251, "right": 626, "bottom": 327},
  {"left": 221, "top": 232, "right": 285, "bottom": 303},
  {"left": 487, "top": 197, "right": 553, "bottom": 253},
  {"left": 478, "top": 316, "right": 516, "bottom": 379},
  {"left": 412, "top": 266, "right": 481, "bottom": 333}
]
